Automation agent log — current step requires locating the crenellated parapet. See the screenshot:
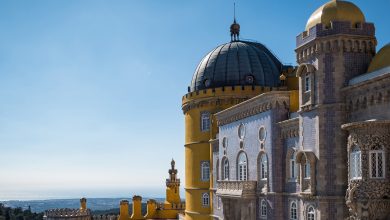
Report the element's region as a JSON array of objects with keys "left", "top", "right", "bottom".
[
  {"left": 44, "top": 198, "right": 91, "bottom": 220},
  {"left": 296, "top": 21, "right": 375, "bottom": 49},
  {"left": 182, "top": 86, "right": 281, "bottom": 113},
  {"left": 44, "top": 208, "right": 91, "bottom": 220},
  {"left": 92, "top": 215, "right": 118, "bottom": 220}
]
